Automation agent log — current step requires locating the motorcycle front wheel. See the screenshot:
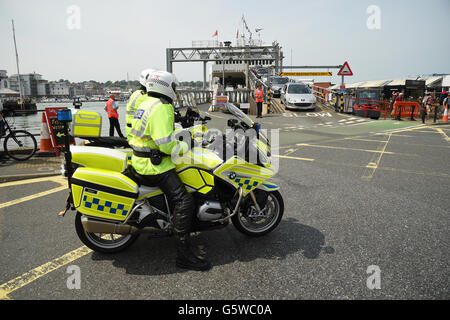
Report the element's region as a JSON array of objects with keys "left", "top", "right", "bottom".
[
  {"left": 232, "top": 190, "right": 284, "bottom": 237},
  {"left": 75, "top": 212, "right": 140, "bottom": 253}
]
